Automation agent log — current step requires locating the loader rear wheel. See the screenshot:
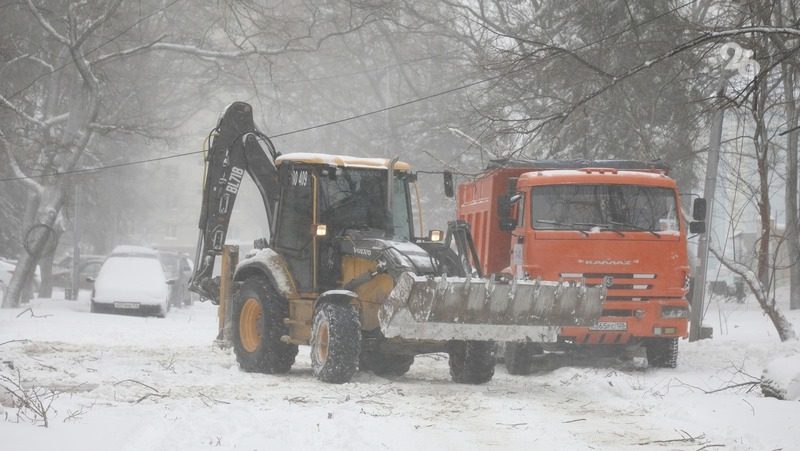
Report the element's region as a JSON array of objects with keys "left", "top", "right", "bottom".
[
  {"left": 504, "top": 342, "right": 543, "bottom": 375},
  {"left": 448, "top": 340, "right": 496, "bottom": 384},
  {"left": 311, "top": 302, "right": 361, "bottom": 384},
  {"left": 360, "top": 351, "right": 414, "bottom": 377},
  {"left": 232, "top": 277, "right": 297, "bottom": 374},
  {"left": 644, "top": 337, "right": 678, "bottom": 368}
]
